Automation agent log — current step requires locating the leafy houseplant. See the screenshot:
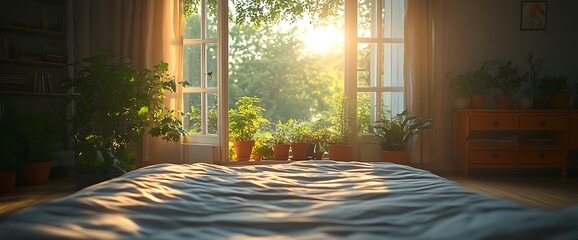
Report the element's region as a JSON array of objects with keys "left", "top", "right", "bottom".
[
  {"left": 271, "top": 120, "right": 293, "bottom": 160},
  {"left": 372, "top": 110, "right": 432, "bottom": 164},
  {"left": 538, "top": 75, "right": 570, "bottom": 109},
  {"left": 252, "top": 133, "right": 273, "bottom": 160},
  {"left": 325, "top": 94, "right": 358, "bottom": 161},
  {"left": 228, "top": 96, "right": 268, "bottom": 160},
  {"left": 67, "top": 53, "right": 188, "bottom": 179},
  {"left": 449, "top": 61, "right": 493, "bottom": 109},
  {"left": 489, "top": 60, "right": 524, "bottom": 109},
  {"left": 289, "top": 120, "right": 313, "bottom": 160}
]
